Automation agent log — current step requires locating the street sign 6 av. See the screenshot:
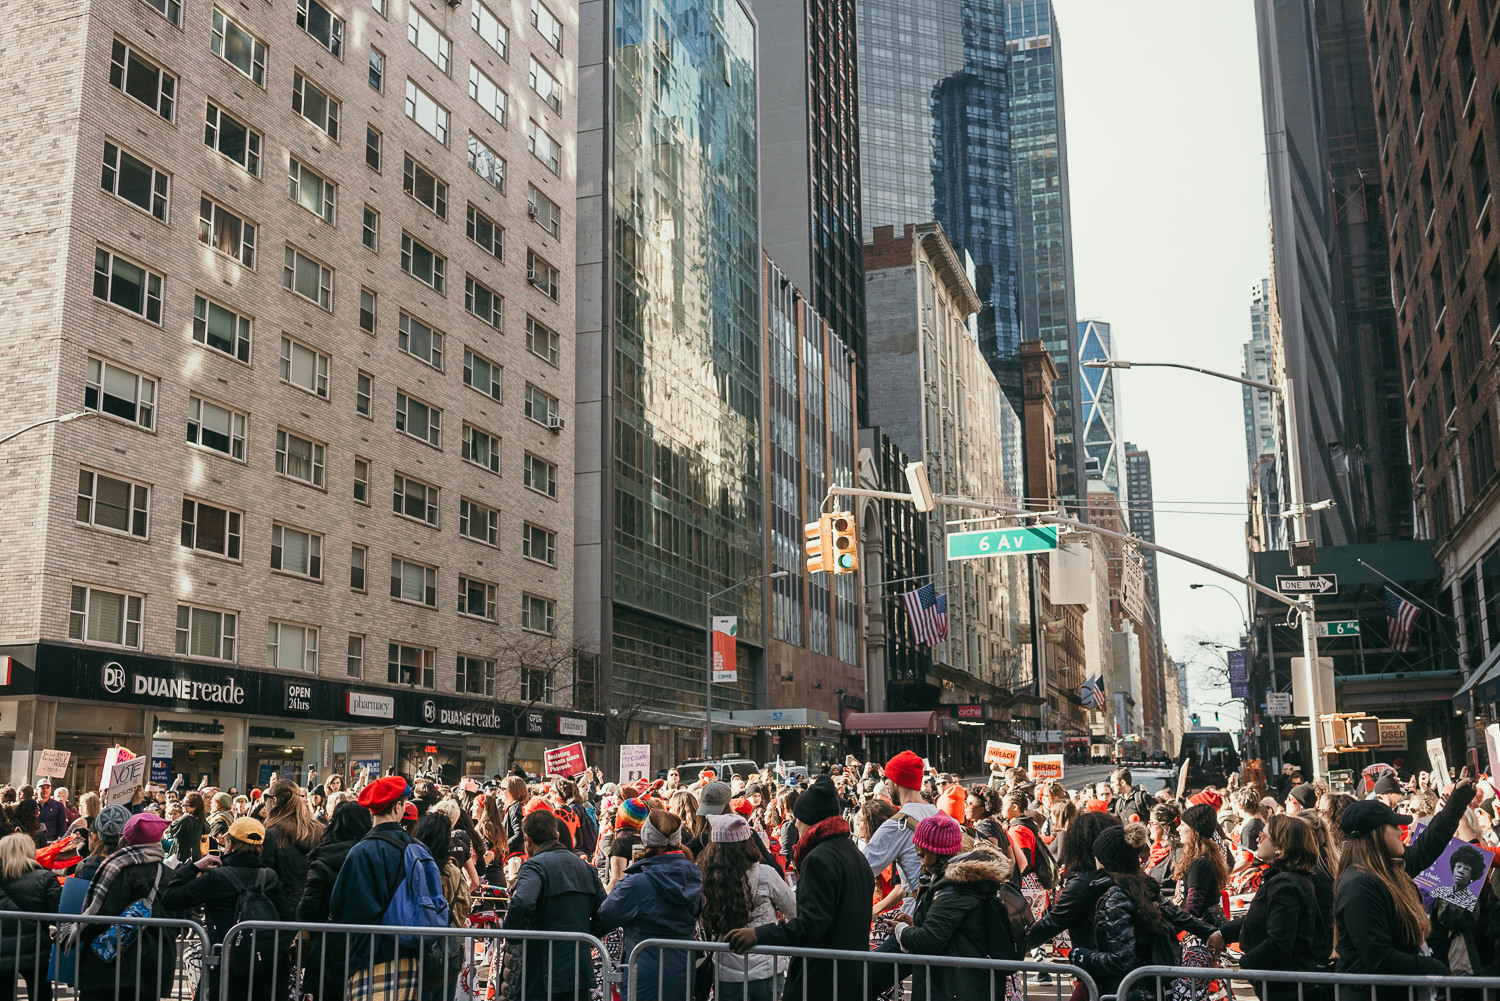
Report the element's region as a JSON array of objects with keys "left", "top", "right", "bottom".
[
  {"left": 947, "top": 525, "right": 1059, "bottom": 560},
  {"left": 1317, "top": 620, "right": 1360, "bottom": 637},
  {"left": 1276, "top": 574, "right": 1338, "bottom": 595}
]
